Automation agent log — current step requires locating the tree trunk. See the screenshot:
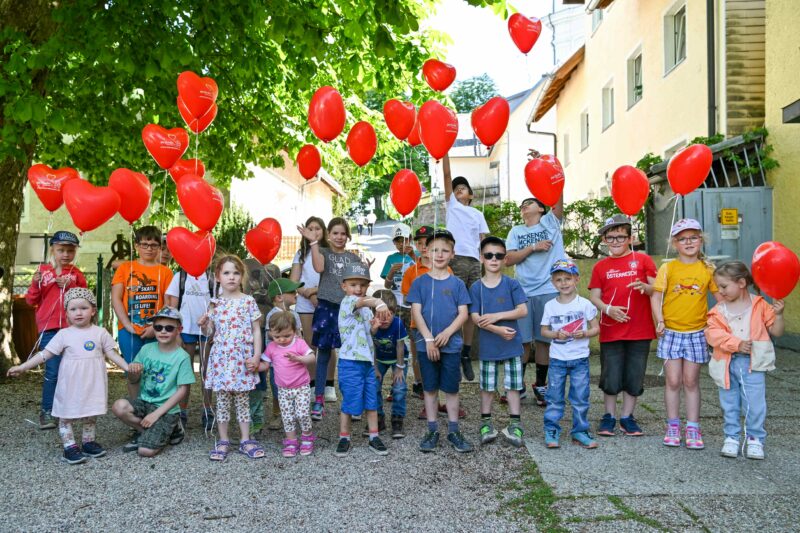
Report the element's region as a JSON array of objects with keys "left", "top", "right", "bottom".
[{"left": 373, "top": 192, "right": 384, "bottom": 220}]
